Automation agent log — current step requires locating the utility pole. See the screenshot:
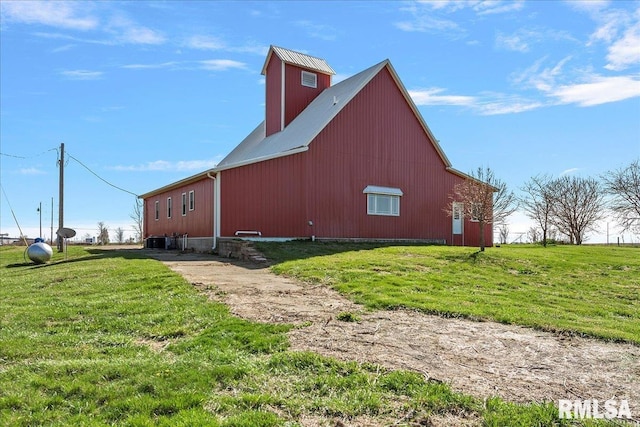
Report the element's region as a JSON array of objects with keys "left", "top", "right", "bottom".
[
  {"left": 57, "top": 143, "right": 64, "bottom": 252},
  {"left": 38, "top": 201, "right": 42, "bottom": 238},
  {"left": 50, "top": 197, "right": 54, "bottom": 244}
]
